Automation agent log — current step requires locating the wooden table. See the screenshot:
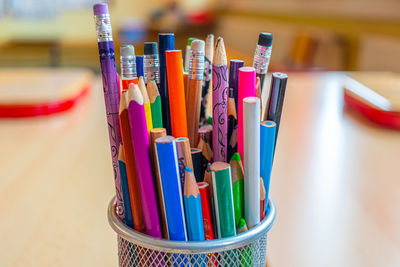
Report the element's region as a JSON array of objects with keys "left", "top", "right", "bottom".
[{"left": 0, "top": 72, "right": 399, "bottom": 266}]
